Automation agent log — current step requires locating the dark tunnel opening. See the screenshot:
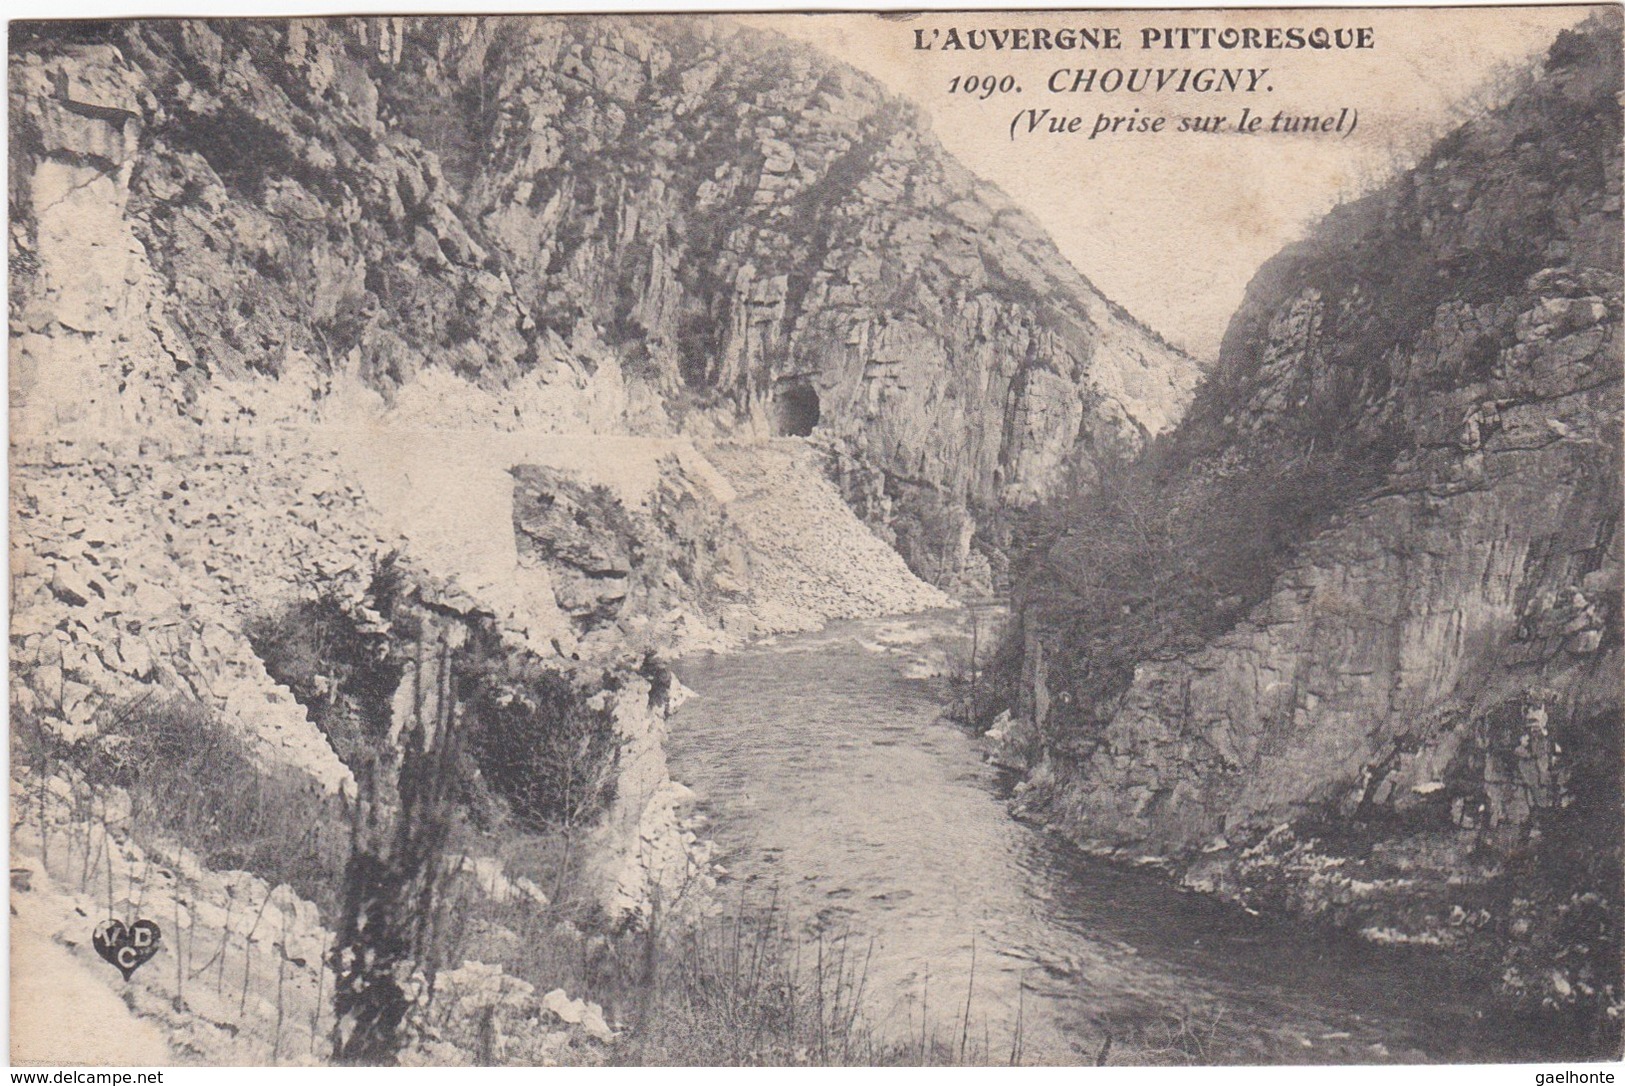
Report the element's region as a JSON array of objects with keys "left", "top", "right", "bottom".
[{"left": 773, "top": 381, "right": 821, "bottom": 437}]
